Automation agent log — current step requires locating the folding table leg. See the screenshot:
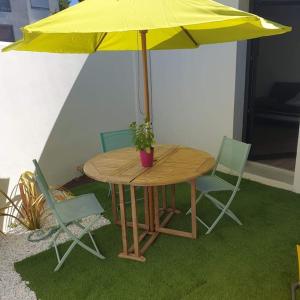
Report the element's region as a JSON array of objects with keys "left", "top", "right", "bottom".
[
  {"left": 148, "top": 187, "right": 155, "bottom": 232},
  {"left": 171, "top": 184, "right": 176, "bottom": 210},
  {"left": 111, "top": 184, "right": 119, "bottom": 224},
  {"left": 118, "top": 184, "right": 128, "bottom": 255},
  {"left": 154, "top": 186, "right": 160, "bottom": 230},
  {"left": 162, "top": 186, "right": 167, "bottom": 210},
  {"left": 130, "top": 186, "right": 140, "bottom": 257},
  {"left": 144, "top": 187, "right": 149, "bottom": 230},
  {"left": 190, "top": 180, "right": 197, "bottom": 239}
]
